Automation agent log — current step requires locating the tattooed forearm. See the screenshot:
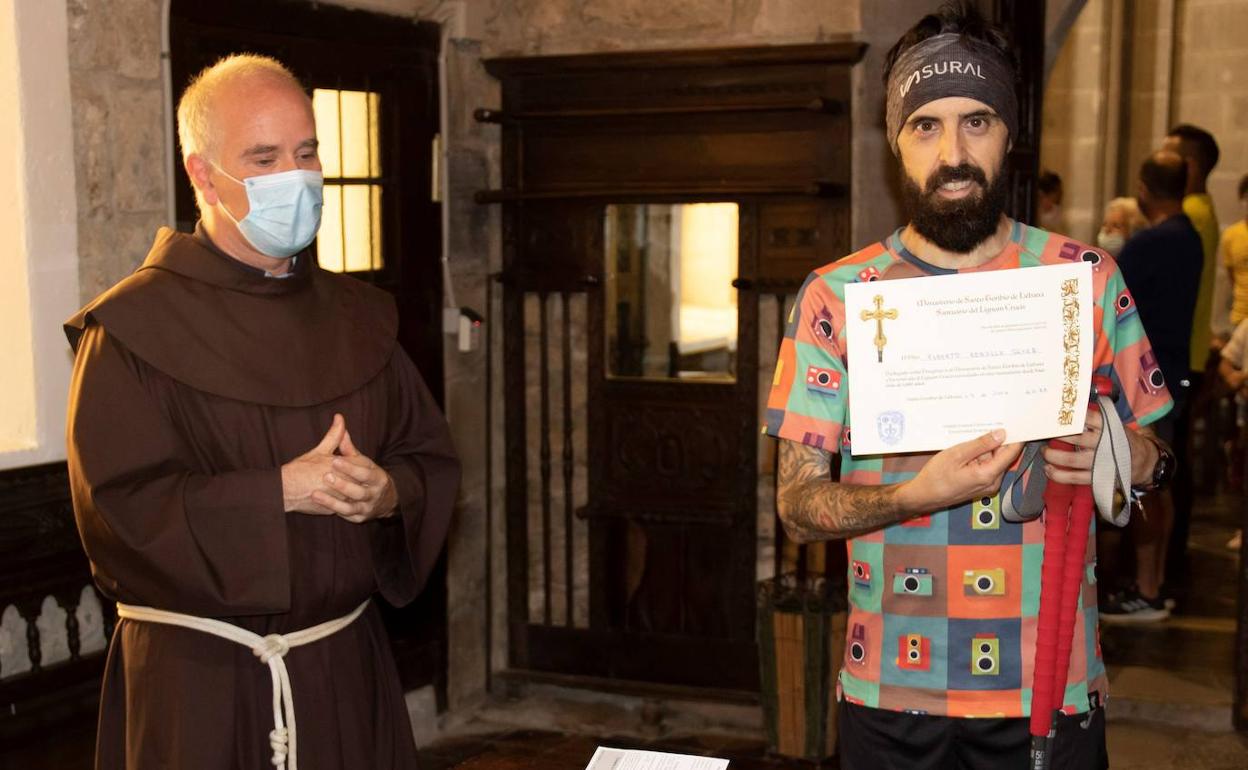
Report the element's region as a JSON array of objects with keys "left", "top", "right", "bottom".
[{"left": 776, "top": 440, "right": 909, "bottom": 542}]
